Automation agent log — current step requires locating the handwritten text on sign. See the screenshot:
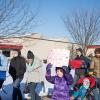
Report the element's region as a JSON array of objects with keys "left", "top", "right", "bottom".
[{"left": 47, "top": 49, "right": 70, "bottom": 67}]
